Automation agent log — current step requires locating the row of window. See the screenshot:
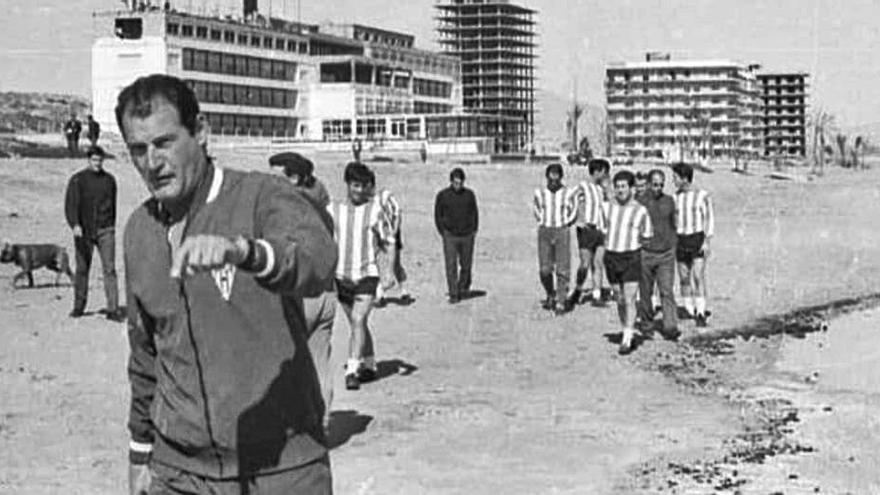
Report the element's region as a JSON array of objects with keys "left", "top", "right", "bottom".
[
  {"left": 414, "top": 101, "right": 453, "bottom": 114},
  {"left": 188, "top": 80, "right": 297, "bottom": 109},
  {"left": 182, "top": 48, "right": 297, "bottom": 82},
  {"left": 369, "top": 47, "right": 458, "bottom": 75},
  {"left": 203, "top": 112, "right": 297, "bottom": 136},
  {"left": 413, "top": 78, "right": 452, "bottom": 98},
  {"left": 167, "top": 22, "right": 308, "bottom": 54}
]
